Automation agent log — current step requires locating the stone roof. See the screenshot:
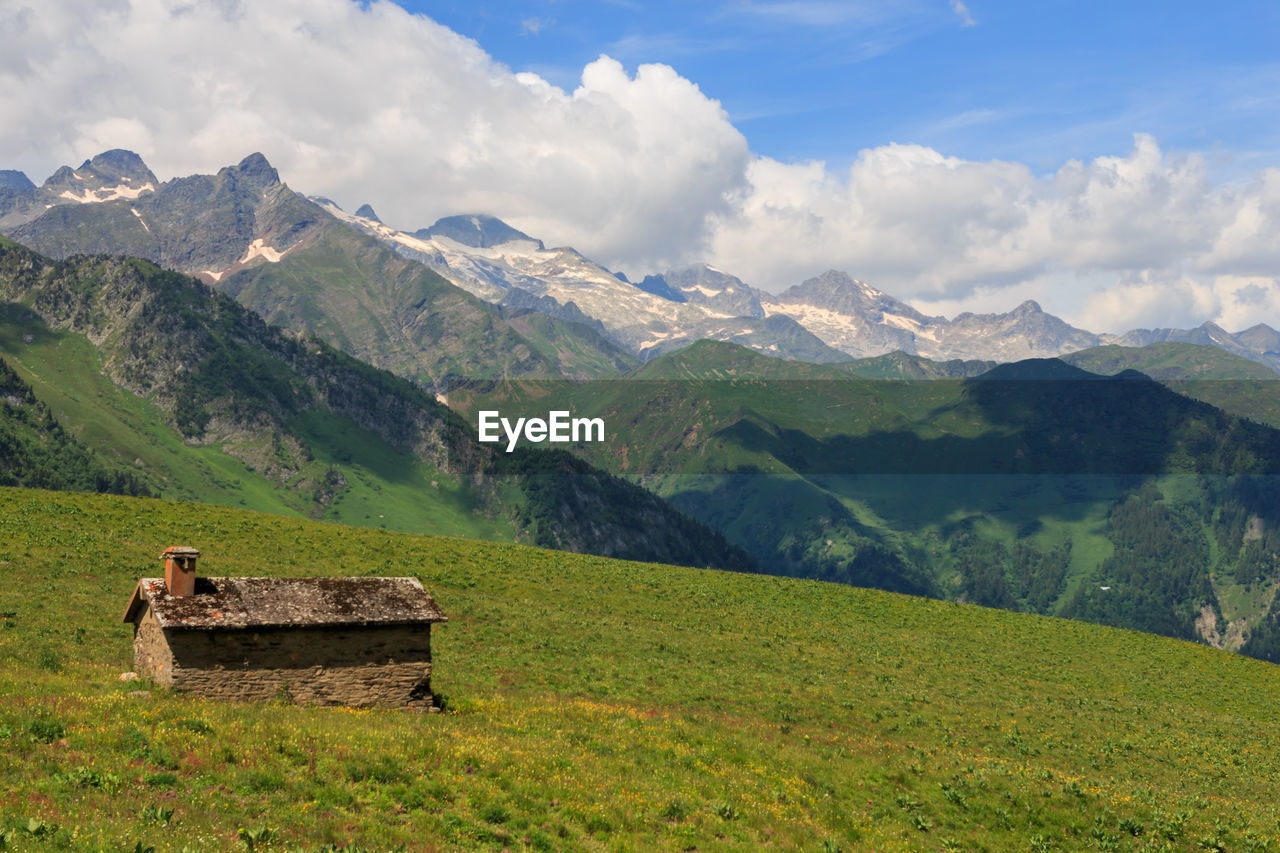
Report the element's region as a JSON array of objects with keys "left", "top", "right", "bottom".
[{"left": 122, "top": 577, "right": 448, "bottom": 631}]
